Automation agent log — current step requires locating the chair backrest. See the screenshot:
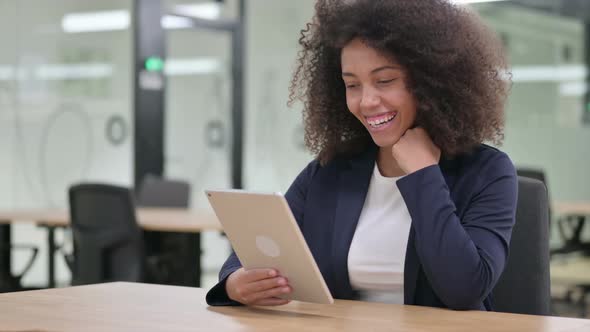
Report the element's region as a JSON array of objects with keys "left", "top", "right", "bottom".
[
  {"left": 492, "top": 176, "right": 551, "bottom": 315},
  {"left": 137, "top": 174, "right": 191, "bottom": 208},
  {"left": 68, "top": 183, "right": 143, "bottom": 285},
  {"left": 516, "top": 168, "right": 547, "bottom": 185}
]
